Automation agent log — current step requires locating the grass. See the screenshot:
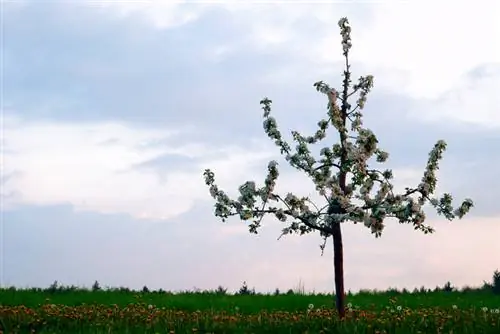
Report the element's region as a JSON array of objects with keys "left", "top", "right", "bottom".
[{"left": 1, "top": 277, "right": 500, "bottom": 333}]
